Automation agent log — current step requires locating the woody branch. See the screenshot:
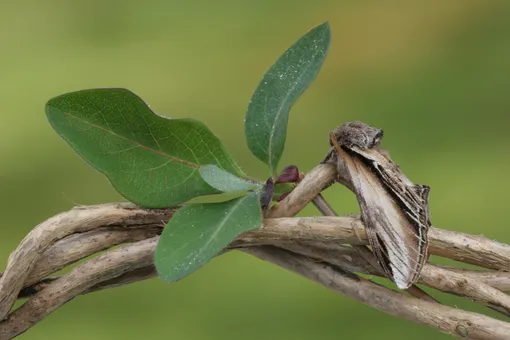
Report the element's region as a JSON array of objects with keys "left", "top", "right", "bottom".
[{"left": 0, "top": 164, "right": 509, "bottom": 339}]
